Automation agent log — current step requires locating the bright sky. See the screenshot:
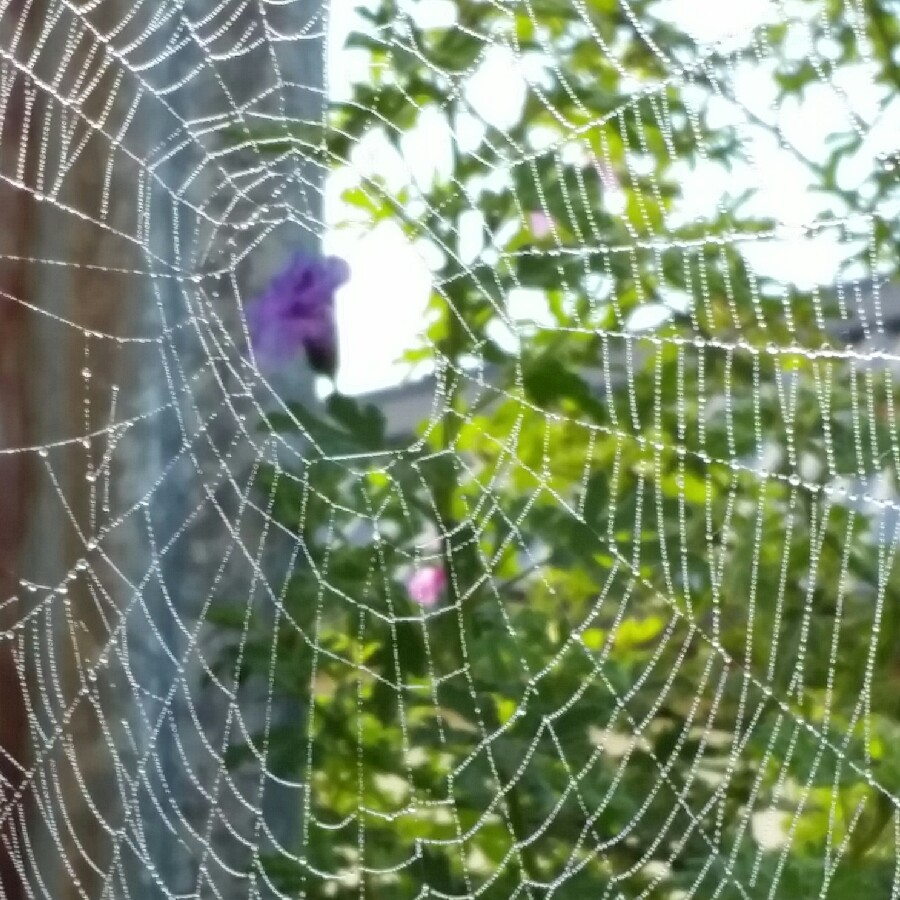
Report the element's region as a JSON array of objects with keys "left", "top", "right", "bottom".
[{"left": 323, "top": 0, "right": 899, "bottom": 396}]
